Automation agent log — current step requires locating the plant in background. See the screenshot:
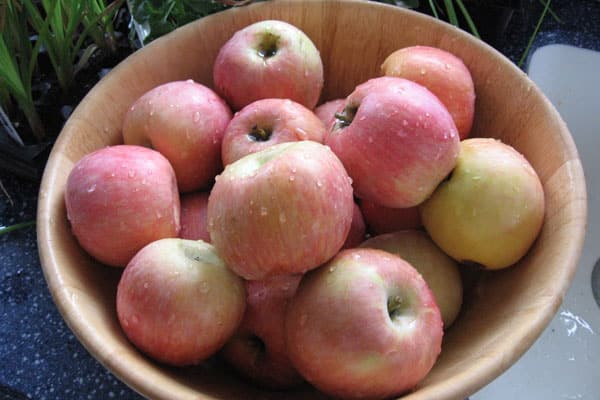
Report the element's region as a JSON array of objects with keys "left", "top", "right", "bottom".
[
  {"left": 23, "top": 0, "right": 124, "bottom": 93},
  {"left": 0, "top": 0, "right": 46, "bottom": 141},
  {"left": 0, "top": 0, "right": 125, "bottom": 143},
  {"left": 129, "top": 0, "right": 254, "bottom": 45}
]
